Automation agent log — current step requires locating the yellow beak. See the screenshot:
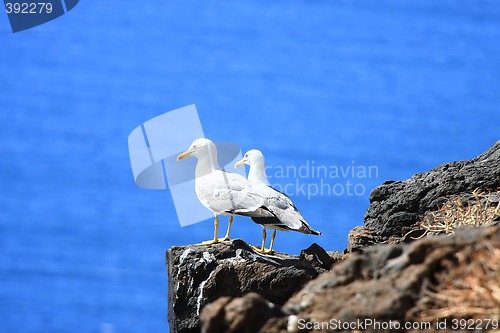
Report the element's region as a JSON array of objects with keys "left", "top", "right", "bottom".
[
  {"left": 177, "top": 150, "right": 192, "bottom": 161},
  {"left": 234, "top": 158, "right": 246, "bottom": 168}
]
